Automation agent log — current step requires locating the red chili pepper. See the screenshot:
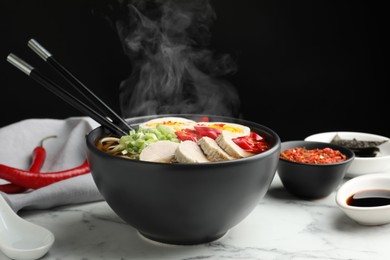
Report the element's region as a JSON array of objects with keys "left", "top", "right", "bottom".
[
  {"left": 0, "top": 135, "right": 56, "bottom": 194},
  {"left": 194, "top": 126, "right": 221, "bottom": 140},
  {"left": 232, "top": 132, "right": 270, "bottom": 154},
  {"left": 0, "top": 159, "right": 90, "bottom": 190},
  {"left": 0, "top": 182, "right": 27, "bottom": 194},
  {"left": 29, "top": 142, "right": 47, "bottom": 171},
  {"left": 175, "top": 128, "right": 199, "bottom": 142},
  {"left": 175, "top": 126, "right": 223, "bottom": 142}
]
